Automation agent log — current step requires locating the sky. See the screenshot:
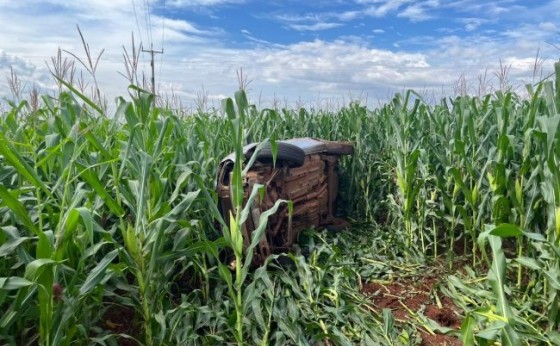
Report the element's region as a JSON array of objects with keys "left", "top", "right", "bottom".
[{"left": 1, "top": 0, "right": 559, "bottom": 110}]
